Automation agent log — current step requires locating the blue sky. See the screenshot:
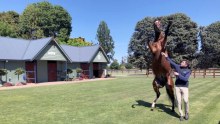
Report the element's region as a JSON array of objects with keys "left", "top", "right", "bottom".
[{"left": 0, "top": 0, "right": 220, "bottom": 63}]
